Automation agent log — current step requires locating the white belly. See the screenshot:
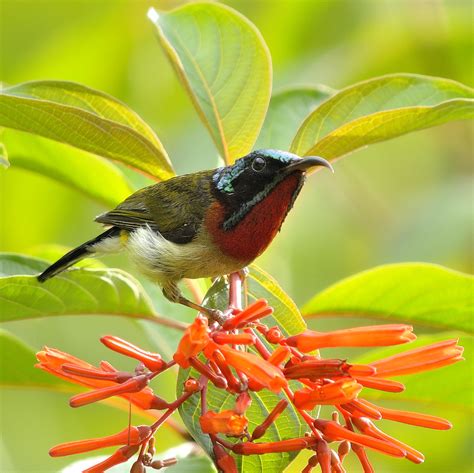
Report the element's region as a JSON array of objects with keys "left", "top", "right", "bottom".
[{"left": 125, "top": 226, "right": 242, "bottom": 285}]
